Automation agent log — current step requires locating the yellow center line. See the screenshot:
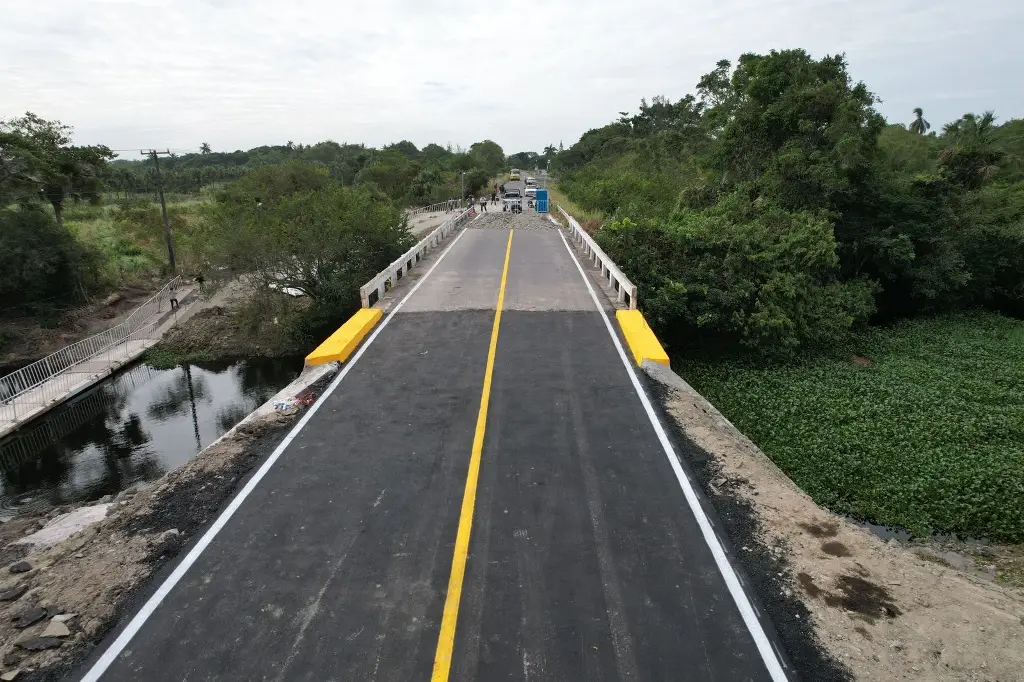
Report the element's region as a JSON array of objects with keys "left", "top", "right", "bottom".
[{"left": 431, "top": 229, "right": 514, "bottom": 681}]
